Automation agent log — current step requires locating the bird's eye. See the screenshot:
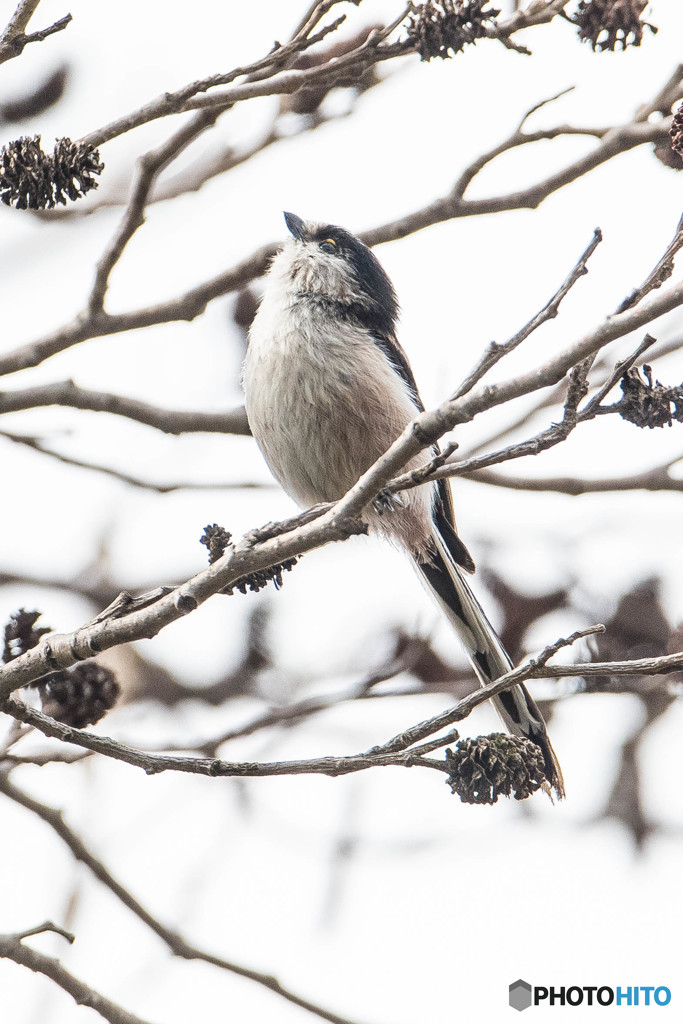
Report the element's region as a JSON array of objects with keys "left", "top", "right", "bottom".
[{"left": 319, "top": 239, "right": 337, "bottom": 254}]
